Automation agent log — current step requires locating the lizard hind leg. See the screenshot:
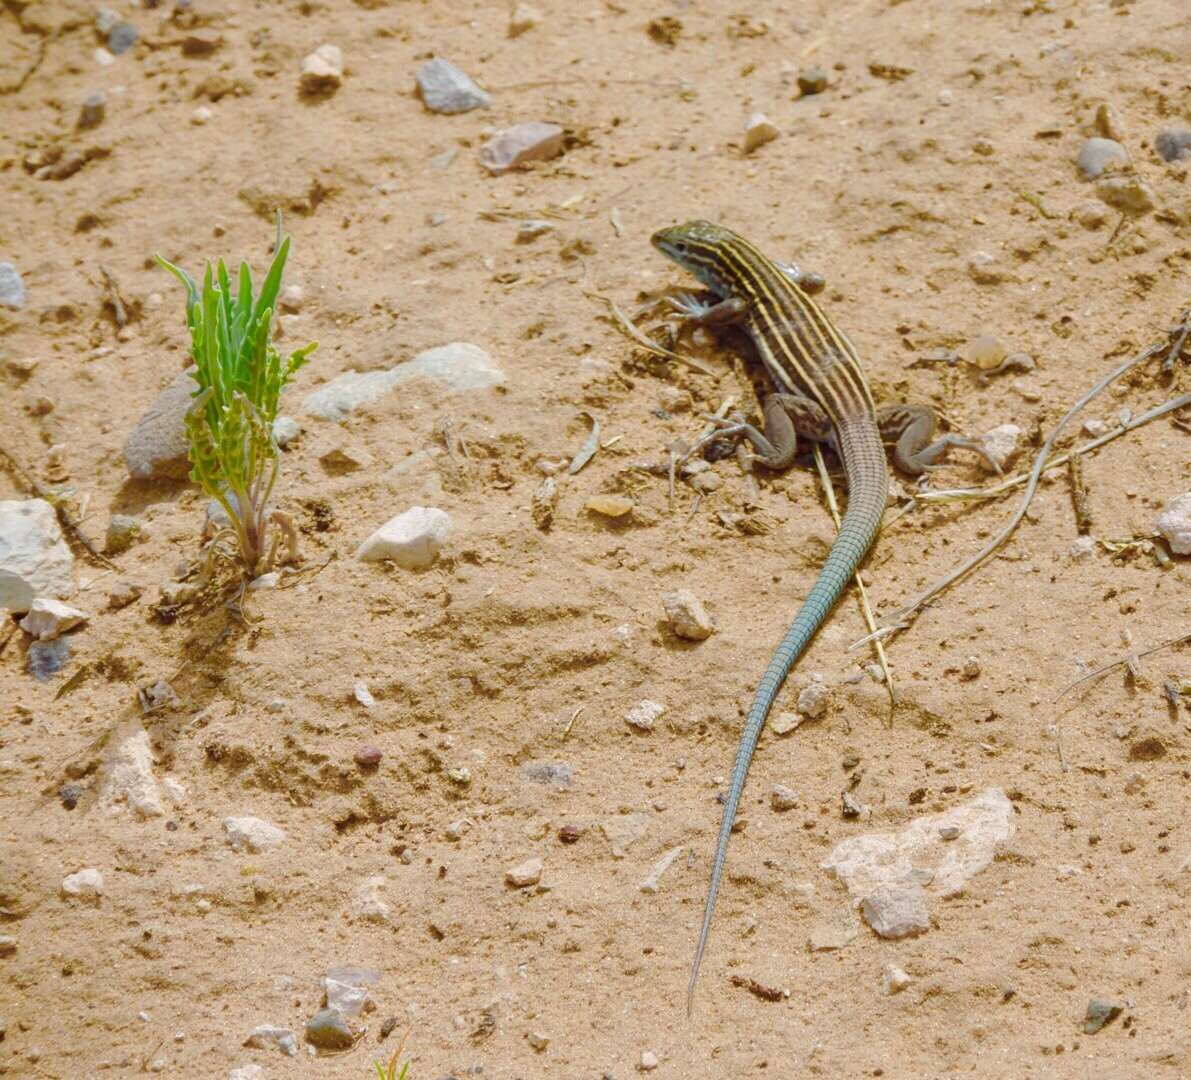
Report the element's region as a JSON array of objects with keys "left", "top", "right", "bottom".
[
  {"left": 695, "top": 393, "right": 833, "bottom": 471},
  {"left": 877, "top": 403, "right": 1002, "bottom": 476}
]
